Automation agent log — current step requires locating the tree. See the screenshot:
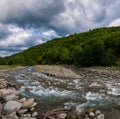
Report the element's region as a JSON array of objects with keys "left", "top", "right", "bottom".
[
  {"left": 60, "top": 48, "right": 70, "bottom": 64},
  {"left": 80, "top": 45, "right": 94, "bottom": 67},
  {"left": 101, "top": 48, "right": 116, "bottom": 66},
  {"left": 92, "top": 40, "right": 105, "bottom": 65}
]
